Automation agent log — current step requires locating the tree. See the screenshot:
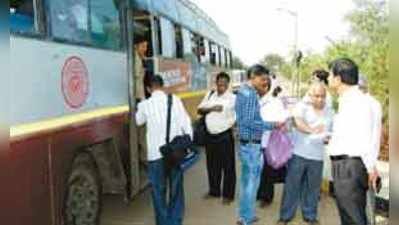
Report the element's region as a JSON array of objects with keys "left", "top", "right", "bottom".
[
  {"left": 231, "top": 56, "right": 246, "bottom": 69},
  {"left": 345, "top": 0, "right": 389, "bottom": 122},
  {"left": 260, "top": 53, "right": 286, "bottom": 72},
  {"left": 291, "top": 0, "right": 389, "bottom": 157}
]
